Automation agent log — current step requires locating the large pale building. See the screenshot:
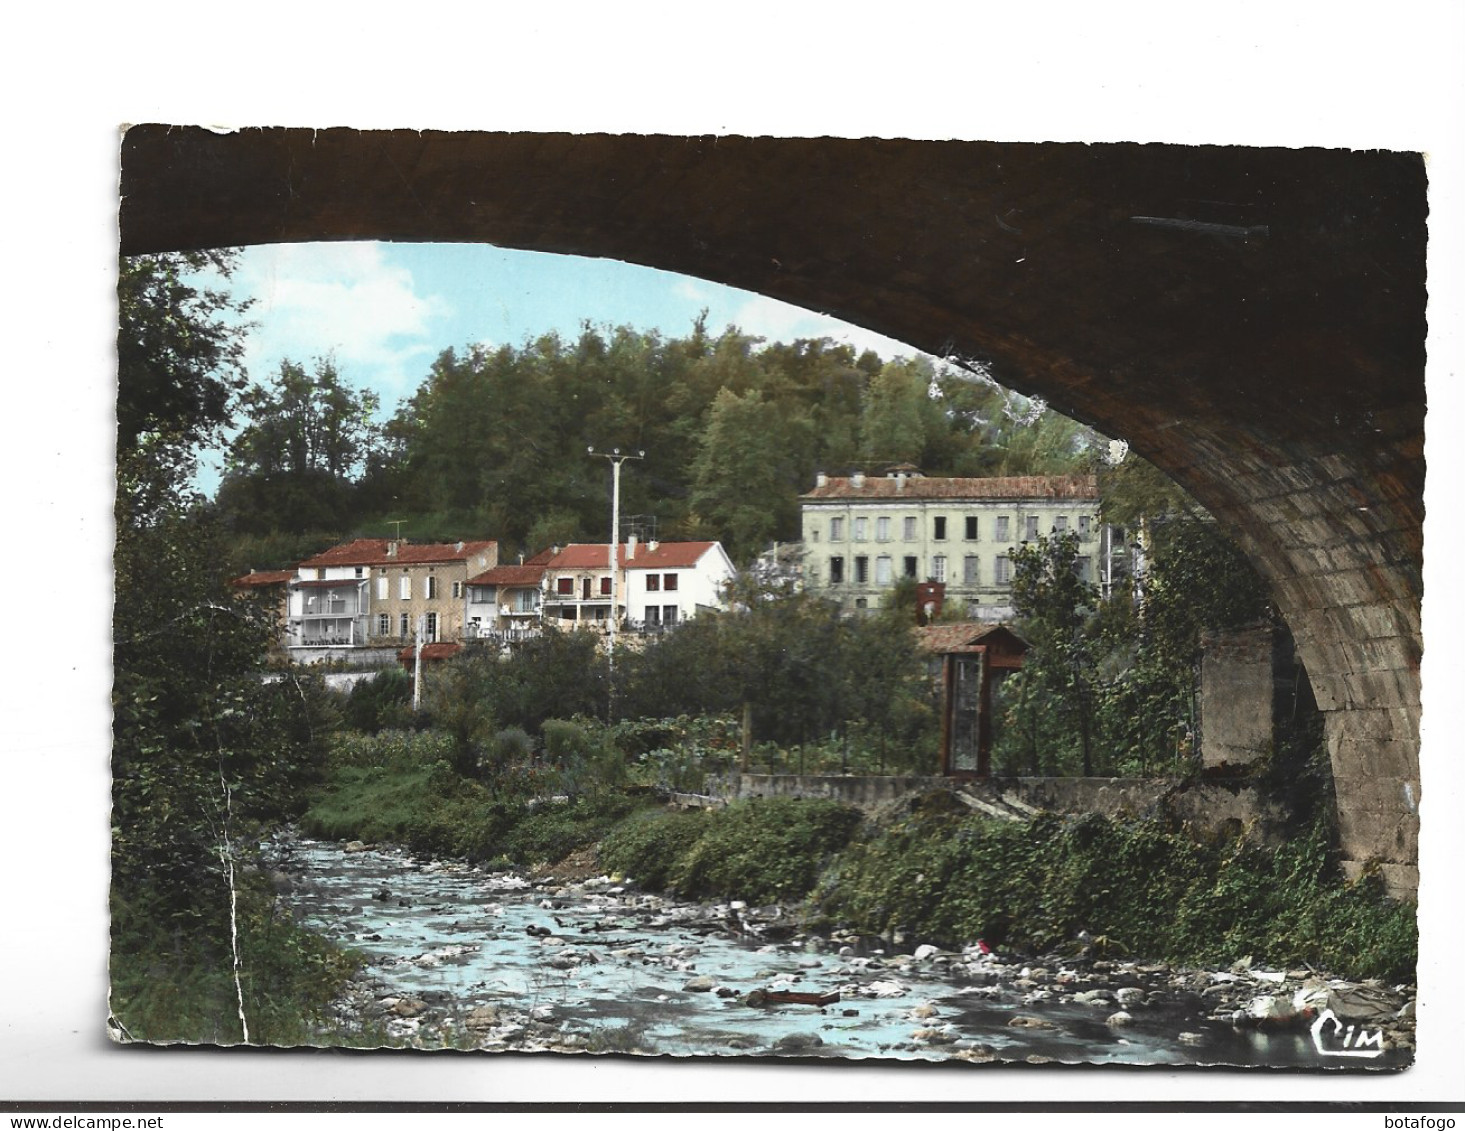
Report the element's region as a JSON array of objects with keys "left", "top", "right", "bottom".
[{"left": 799, "top": 469, "right": 1103, "bottom": 620}]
